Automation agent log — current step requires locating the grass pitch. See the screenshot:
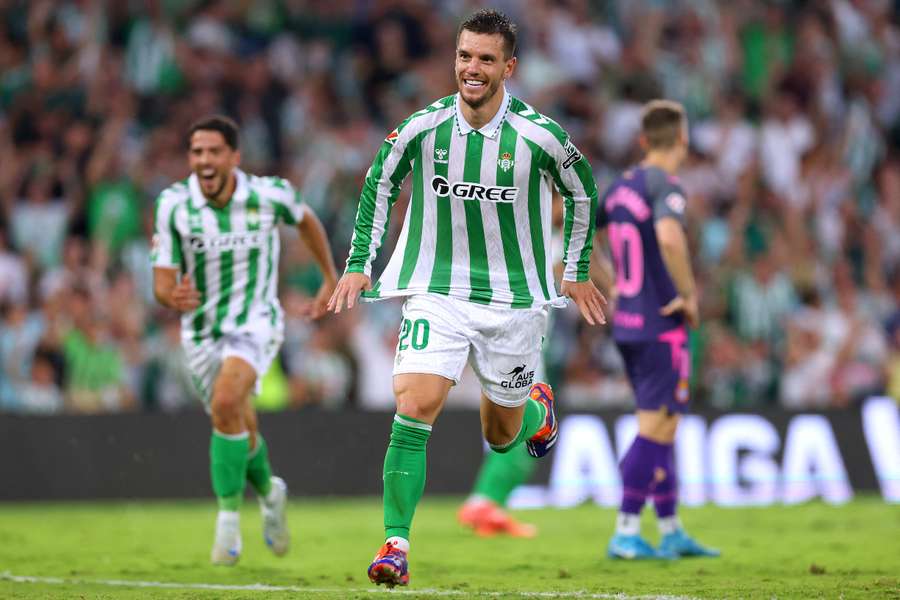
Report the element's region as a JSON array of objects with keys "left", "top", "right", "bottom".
[{"left": 0, "top": 496, "right": 897, "bottom": 599}]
